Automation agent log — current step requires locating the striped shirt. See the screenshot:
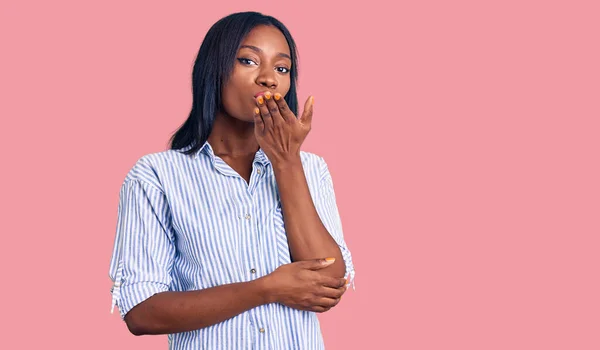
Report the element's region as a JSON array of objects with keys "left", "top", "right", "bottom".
[{"left": 108, "top": 141, "right": 355, "bottom": 349}]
